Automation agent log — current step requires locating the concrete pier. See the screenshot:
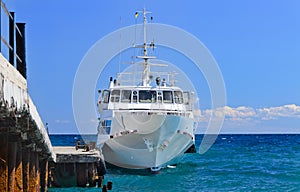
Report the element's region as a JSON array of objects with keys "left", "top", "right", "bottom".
[
  {"left": 1, "top": 8, "right": 55, "bottom": 189},
  {"left": 49, "top": 146, "right": 106, "bottom": 188},
  {"left": 0, "top": 2, "right": 107, "bottom": 190}
]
